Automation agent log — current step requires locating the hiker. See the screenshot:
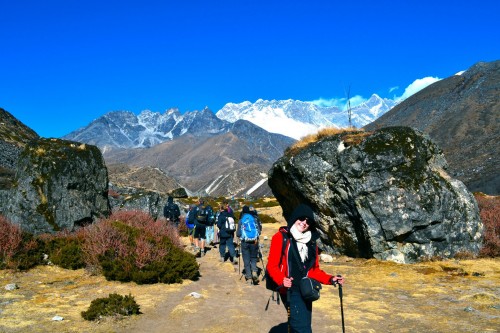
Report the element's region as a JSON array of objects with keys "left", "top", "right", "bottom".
[
  {"left": 222, "top": 198, "right": 234, "bottom": 214},
  {"left": 266, "top": 204, "right": 345, "bottom": 333},
  {"left": 237, "top": 205, "right": 262, "bottom": 284},
  {"left": 163, "top": 196, "right": 181, "bottom": 227},
  {"left": 204, "top": 204, "right": 216, "bottom": 246},
  {"left": 212, "top": 205, "right": 224, "bottom": 247},
  {"left": 185, "top": 204, "right": 196, "bottom": 247},
  {"left": 192, "top": 198, "right": 209, "bottom": 256},
  {"left": 217, "top": 201, "right": 237, "bottom": 263}
]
